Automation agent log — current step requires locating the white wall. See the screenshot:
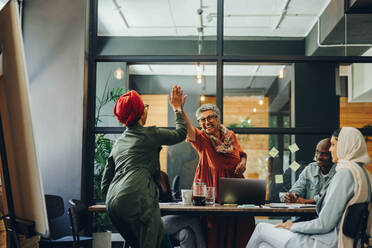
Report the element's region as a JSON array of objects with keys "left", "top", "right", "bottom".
[
  {"left": 350, "top": 48, "right": 372, "bottom": 102},
  {"left": 22, "top": 0, "right": 86, "bottom": 236}
]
